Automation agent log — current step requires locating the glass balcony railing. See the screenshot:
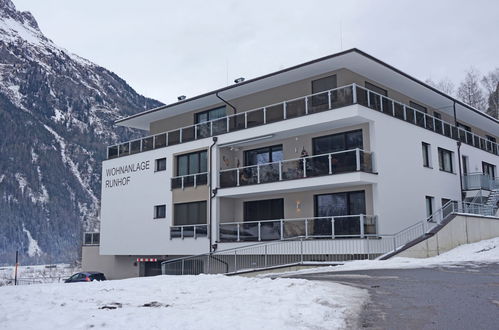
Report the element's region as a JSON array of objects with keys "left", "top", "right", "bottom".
[
  {"left": 219, "top": 148, "right": 373, "bottom": 188},
  {"left": 107, "top": 83, "right": 499, "bottom": 159},
  {"left": 170, "top": 224, "right": 208, "bottom": 239},
  {"left": 171, "top": 172, "right": 209, "bottom": 190},
  {"left": 462, "top": 173, "right": 499, "bottom": 191},
  {"left": 218, "top": 215, "right": 377, "bottom": 242}
]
